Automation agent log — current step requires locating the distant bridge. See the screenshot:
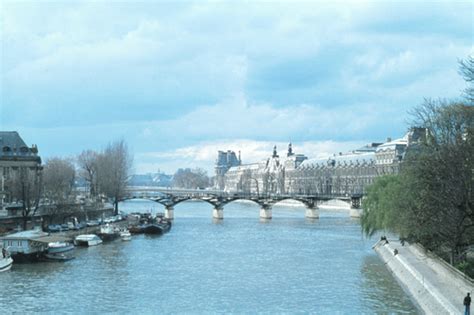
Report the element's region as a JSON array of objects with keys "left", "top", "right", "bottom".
[{"left": 122, "top": 187, "right": 363, "bottom": 220}]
